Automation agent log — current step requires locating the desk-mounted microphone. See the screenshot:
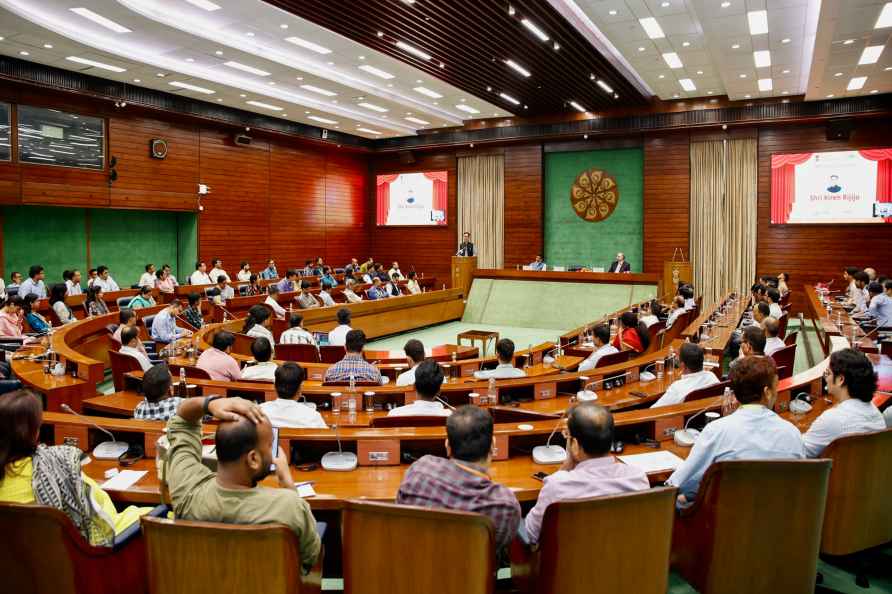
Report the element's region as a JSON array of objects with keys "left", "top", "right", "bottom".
[
  {"left": 217, "top": 305, "right": 239, "bottom": 322},
  {"left": 435, "top": 396, "right": 456, "bottom": 410},
  {"left": 321, "top": 424, "right": 357, "bottom": 471},
  {"left": 673, "top": 395, "right": 723, "bottom": 447},
  {"left": 61, "top": 404, "right": 130, "bottom": 459},
  {"left": 532, "top": 410, "right": 568, "bottom": 465},
  {"left": 577, "top": 371, "right": 634, "bottom": 401}
]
